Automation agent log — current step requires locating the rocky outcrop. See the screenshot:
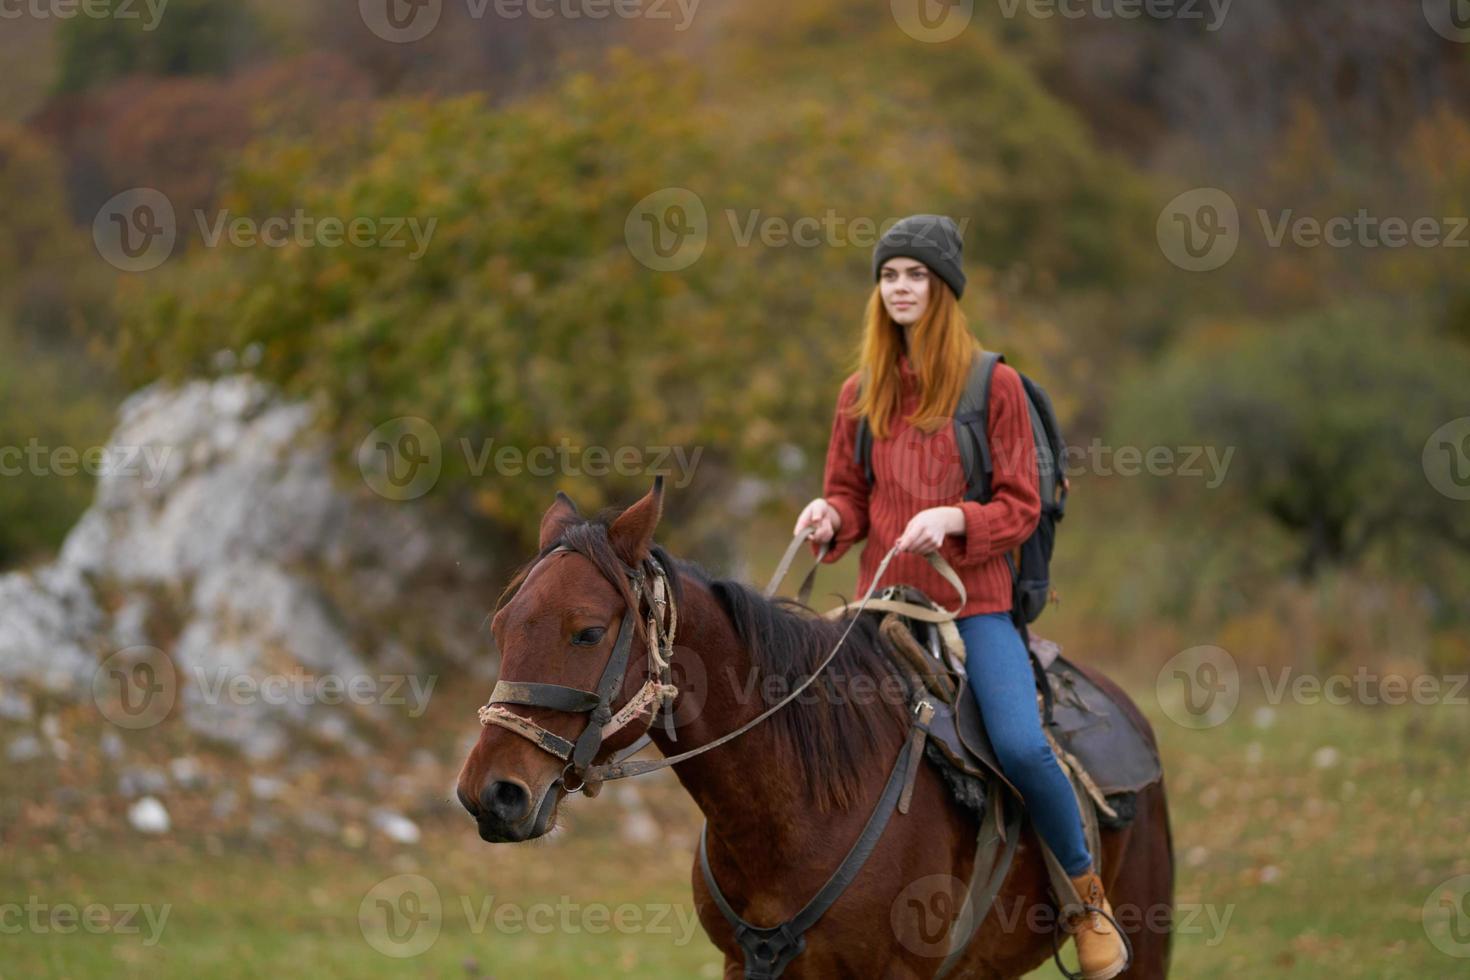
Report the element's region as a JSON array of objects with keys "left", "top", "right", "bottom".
[{"left": 0, "top": 375, "right": 494, "bottom": 761}]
